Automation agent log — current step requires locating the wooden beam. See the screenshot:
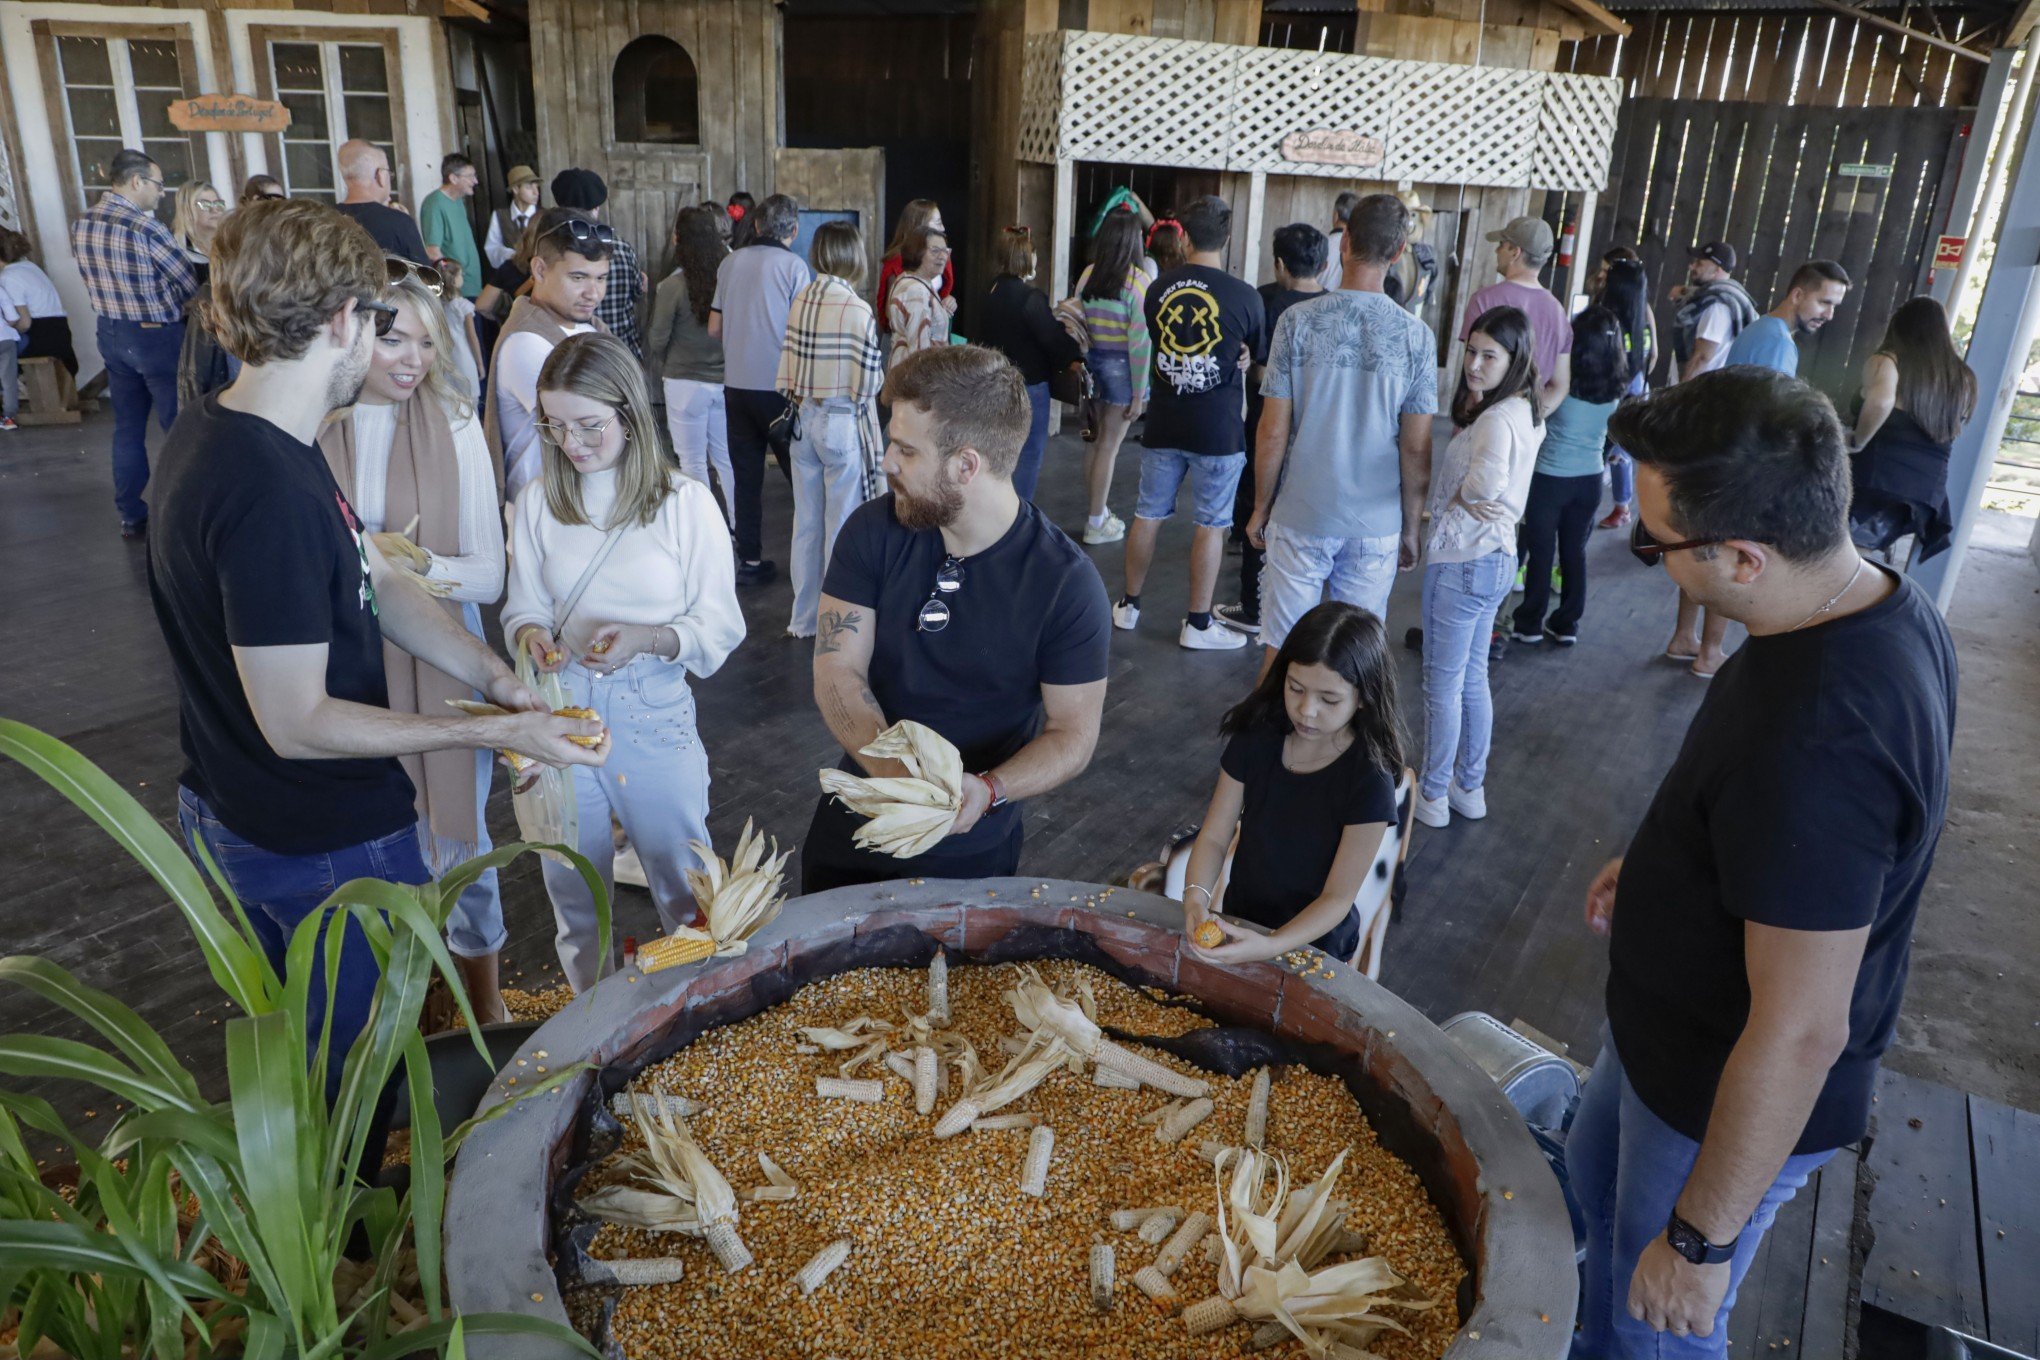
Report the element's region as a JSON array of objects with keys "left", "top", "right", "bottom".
[
  {"left": 2009, "top": 0, "right": 2040, "bottom": 45},
  {"left": 1539, "top": 0, "right": 1629, "bottom": 41},
  {"left": 441, "top": 0, "right": 488, "bottom": 21},
  {"left": 1806, "top": 0, "right": 1989, "bottom": 62}
]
